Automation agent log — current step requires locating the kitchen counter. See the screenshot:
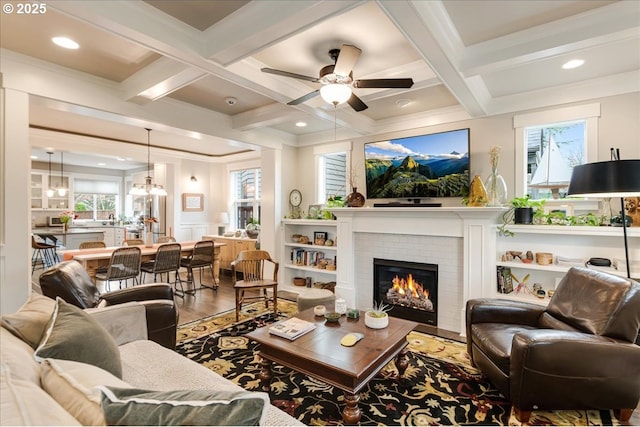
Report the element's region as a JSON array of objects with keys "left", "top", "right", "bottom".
[{"left": 32, "top": 228, "right": 106, "bottom": 250}]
